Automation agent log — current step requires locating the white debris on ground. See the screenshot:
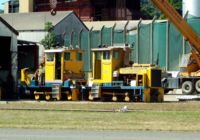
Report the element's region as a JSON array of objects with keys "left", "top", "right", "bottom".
[
  {"left": 176, "top": 95, "right": 200, "bottom": 101},
  {"left": 119, "top": 105, "right": 128, "bottom": 112}
]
